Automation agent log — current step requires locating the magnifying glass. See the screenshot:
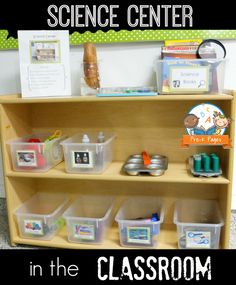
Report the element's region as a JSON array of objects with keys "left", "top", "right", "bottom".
[
  {"left": 197, "top": 39, "right": 226, "bottom": 59},
  {"left": 197, "top": 39, "right": 226, "bottom": 93}
]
